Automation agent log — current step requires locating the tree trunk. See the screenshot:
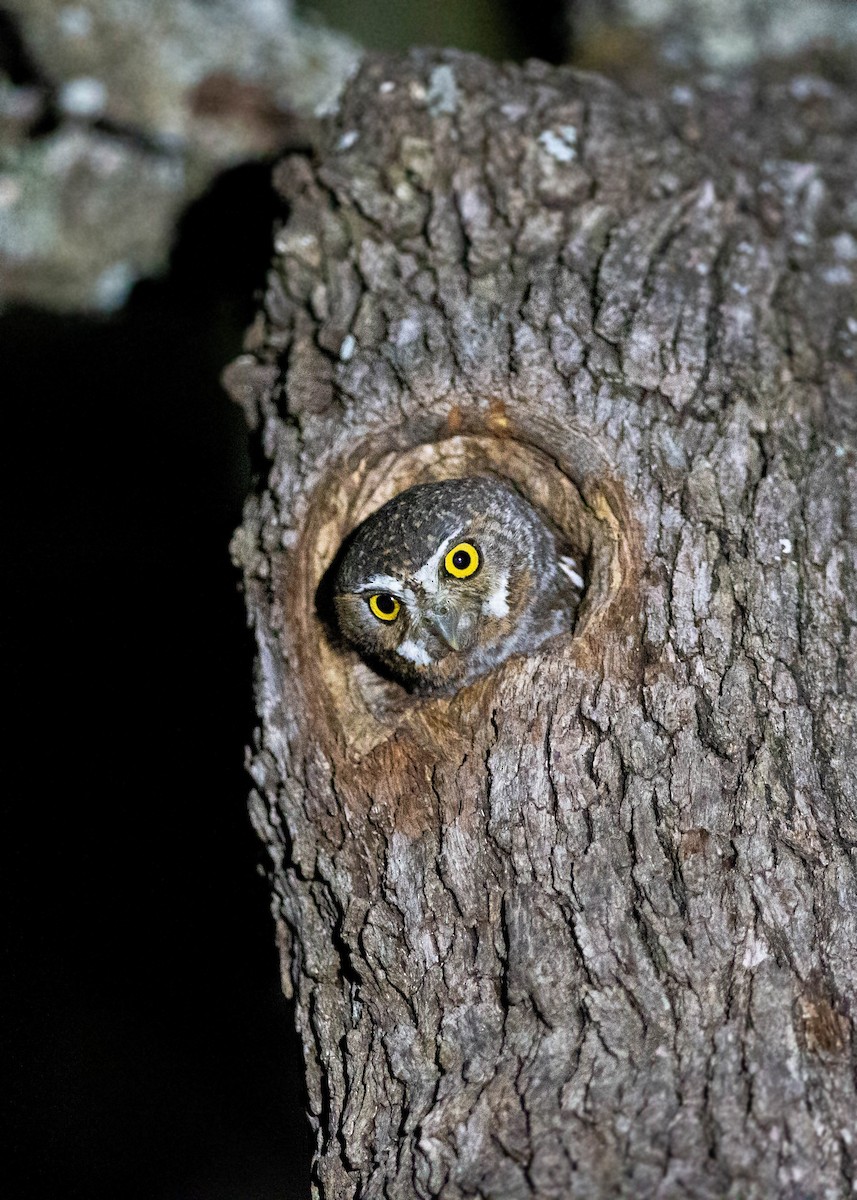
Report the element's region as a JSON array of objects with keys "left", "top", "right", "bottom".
[{"left": 228, "top": 49, "right": 857, "bottom": 1198}]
